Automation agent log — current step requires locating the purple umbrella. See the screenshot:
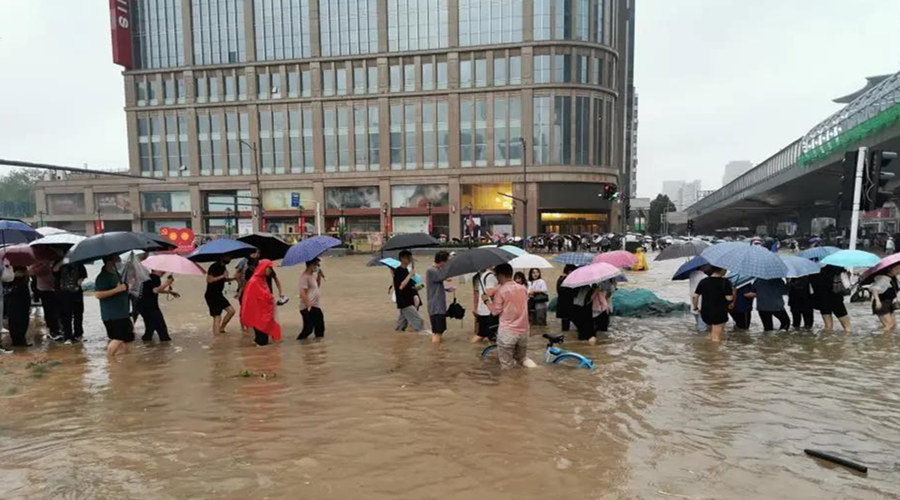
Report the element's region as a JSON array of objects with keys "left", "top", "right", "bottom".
[
  {"left": 283, "top": 235, "right": 341, "bottom": 267},
  {"left": 859, "top": 253, "right": 900, "bottom": 285}
]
